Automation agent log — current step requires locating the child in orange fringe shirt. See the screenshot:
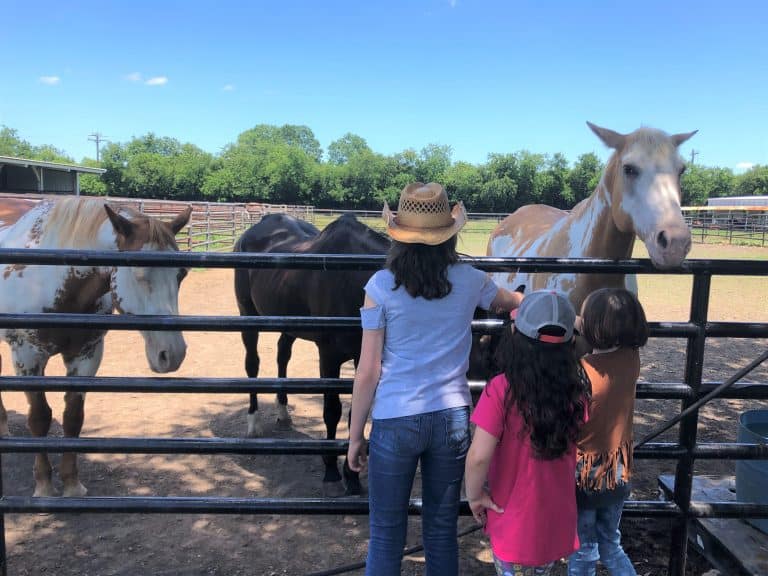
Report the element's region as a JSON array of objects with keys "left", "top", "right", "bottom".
[{"left": 568, "top": 288, "right": 649, "bottom": 576}]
